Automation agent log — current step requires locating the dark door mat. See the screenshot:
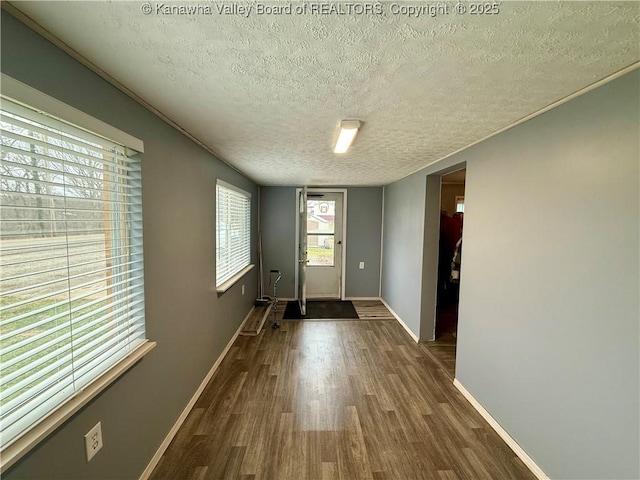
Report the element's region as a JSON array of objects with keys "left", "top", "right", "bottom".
[{"left": 283, "top": 300, "right": 359, "bottom": 320}]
